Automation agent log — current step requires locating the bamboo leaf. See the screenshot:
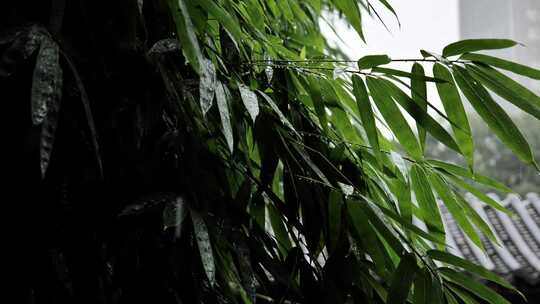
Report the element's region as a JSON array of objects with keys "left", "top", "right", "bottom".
[
  {"left": 440, "top": 268, "right": 512, "bottom": 304},
  {"left": 191, "top": 210, "right": 216, "bottom": 286},
  {"left": 199, "top": 58, "right": 216, "bottom": 115},
  {"left": 452, "top": 65, "right": 537, "bottom": 168},
  {"left": 383, "top": 79, "right": 461, "bottom": 154},
  {"left": 433, "top": 63, "right": 474, "bottom": 167},
  {"left": 443, "top": 39, "right": 517, "bottom": 57},
  {"left": 168, "top": 0, "right": 203, "bottom": 74},
  {"left": 411, "top": 63, "right": 426, "bottom": 152},
  {"left": 427, "top": 171, "right": 483, "bottom": 249},
  {"left": 216, "top": 81, "right": 234, "bottom": 153},
  {"left": 31, "top": 38, "right": 62, "bottom": 177},
  {"left": 461, "top": 52, "right": 540, "bottom": 80},
  {"left": 410, "top": 164, "right": 445, "bottom": 241},
  {"left": 358, "top": 55, "right": 391, "bottom": 70},
  {"left": 239, "top": 84, "right": 259, "bottom": 122},
  {"left": 334, "top": 0, "right": 365, "bottom": 41},
  {"left": 387, "top": 253, "right": 417, "bottom": 304},
  {"left": 352, "top": 75, "right": 380, "bottom": 160},
  {"left": 428, "top": 250, "right": 521, "bottom": 294},
  {"left": 366, "top": 77, "right": 423, "bottom": 160},
  {"left": 467, "top": 64, "right": 540, "bottom": 120}
]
